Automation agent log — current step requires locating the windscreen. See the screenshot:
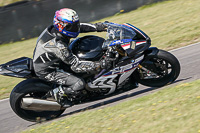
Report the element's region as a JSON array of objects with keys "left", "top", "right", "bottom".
[{"left": 102, "top": 23, "right": 136, "bottom": 48}]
